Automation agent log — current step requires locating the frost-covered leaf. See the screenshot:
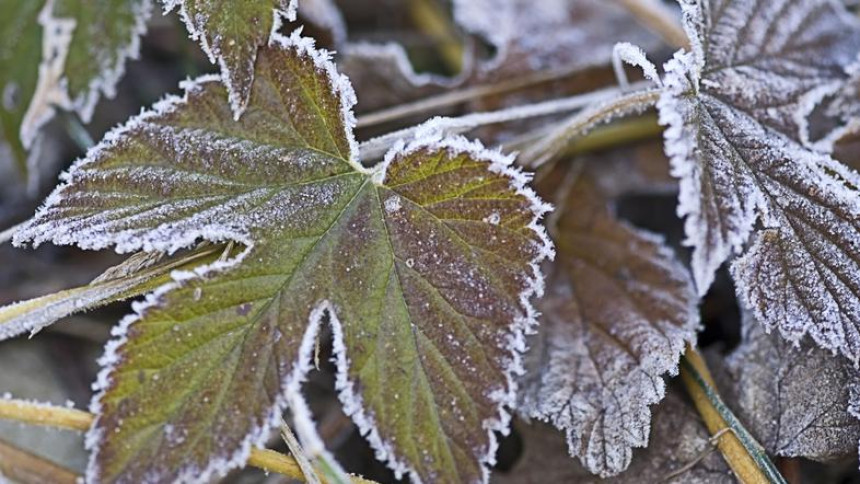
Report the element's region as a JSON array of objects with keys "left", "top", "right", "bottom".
[
  {"left": 15, "top": 32, "right": 552, "bottom": 484},
  {"left": 657, "top": 0, "right": 860, "bottom": 361},
  {"left": 163, "top": 0, "right": 298, "bottom": 119},
  {"left": 496, "top": 390, "right": 733, "bottom": 484},
  {"left": 518, "top": 169, "right": 698, "bottom": 477},
  {"left": 0, "top": 0, "right": 41, "bottom": 176},
  {"left": 20, "top": 0, "right": 152, "bottom": 149},
  {"left": 716, "top": 310, "right": 860, "bottom": 461}
]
